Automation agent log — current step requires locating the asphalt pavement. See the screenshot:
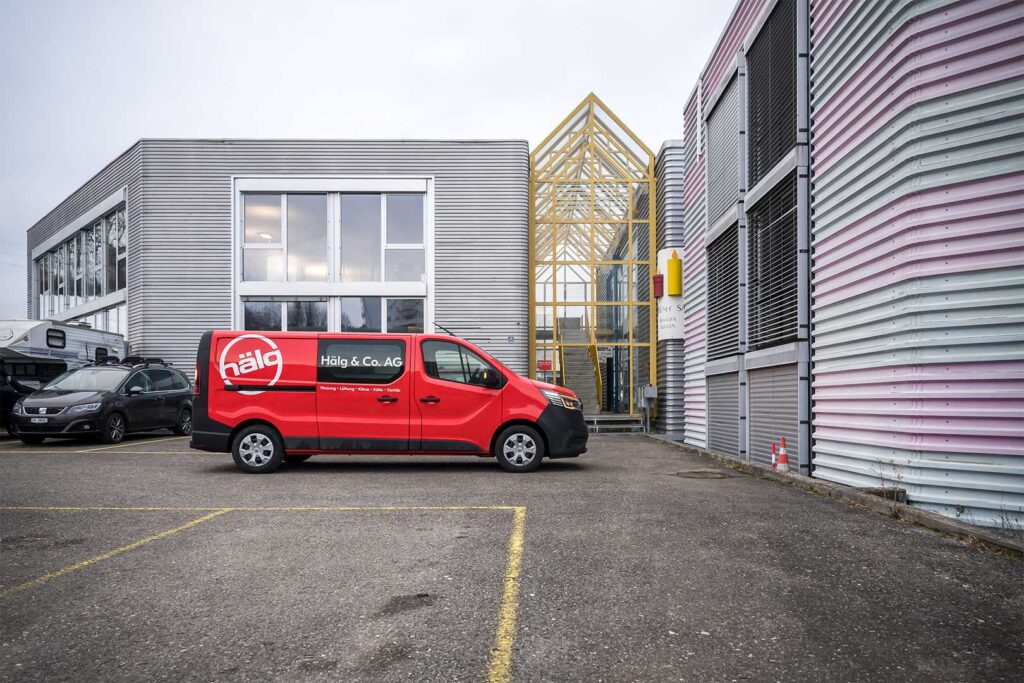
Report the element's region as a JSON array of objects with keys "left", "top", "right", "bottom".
[{"left": 0, "top": 433, "right": 1021, "bottom": 682}]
